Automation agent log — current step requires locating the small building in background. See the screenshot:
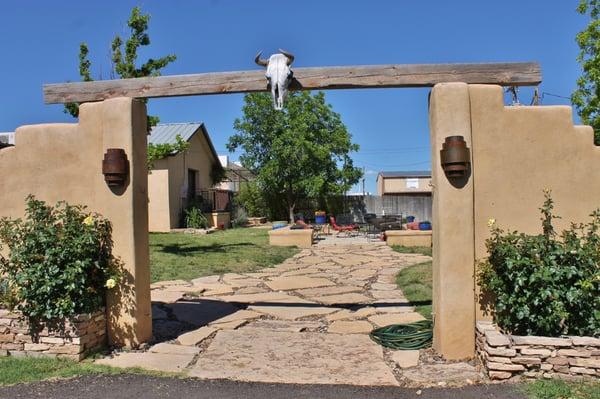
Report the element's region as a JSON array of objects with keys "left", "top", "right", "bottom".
[
  {"left": 376, "top": 170, "right": 432, "bottom": 196},
  {"left": 217, "top": 155, "right": 255, "bottom": 193},
  {"left": 148, "top": 122, "right": 230, "bottom": 232},
  {"left": 0, "top": 132, "right": 15, "bottom": 149}
]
